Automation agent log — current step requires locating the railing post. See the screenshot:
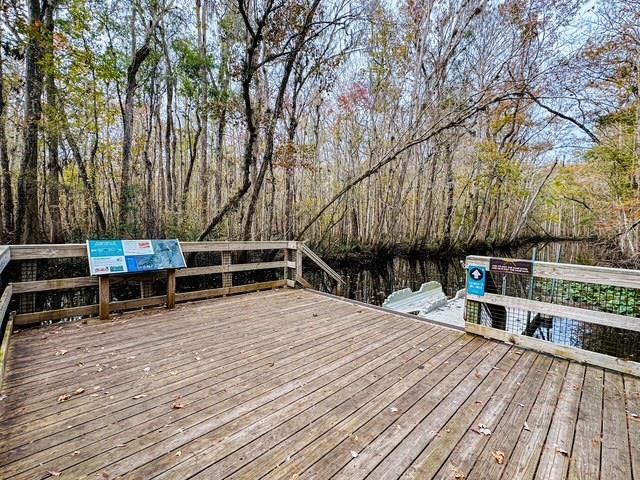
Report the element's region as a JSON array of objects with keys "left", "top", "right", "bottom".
[
  {"left": 166, "top": 269, "right": 176, "bottom": 308},
  {"left": 99, "top": 275, "right": 110, "bottom": 320},
  {"left": 222, "top": 251, "right": 232, "bottom": 288},
  {"left": 296, "top": 242, "right": 303, "bottom": 281}
]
